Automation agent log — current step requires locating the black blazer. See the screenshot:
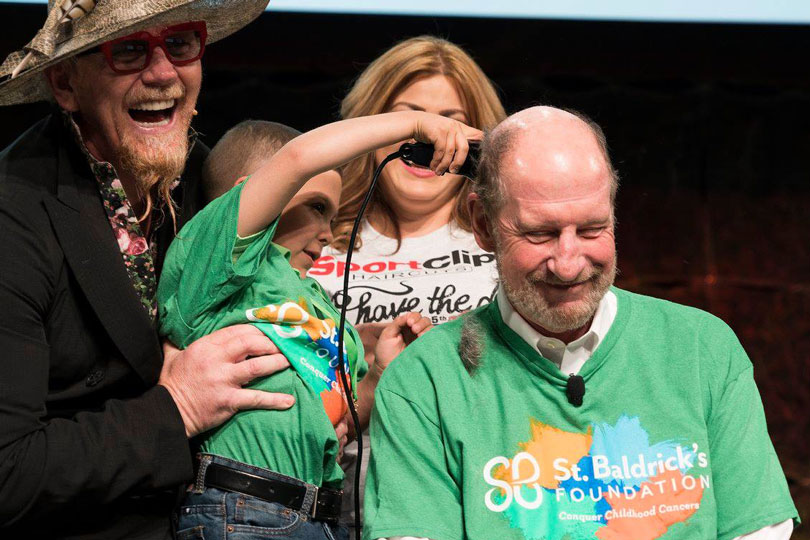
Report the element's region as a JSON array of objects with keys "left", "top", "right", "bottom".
[{"left": 0, "top": 114, "right": 207, "bottom": 539}]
